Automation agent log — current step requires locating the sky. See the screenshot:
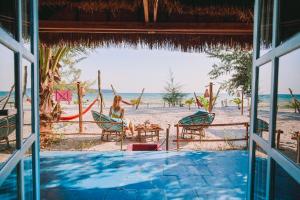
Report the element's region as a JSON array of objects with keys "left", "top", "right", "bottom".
[
  {"left": 74, "top": 46, "right": 227, "bottom": 93},
  {"left": 1, "top": 43, "right": 299, "bottom": 94}
]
